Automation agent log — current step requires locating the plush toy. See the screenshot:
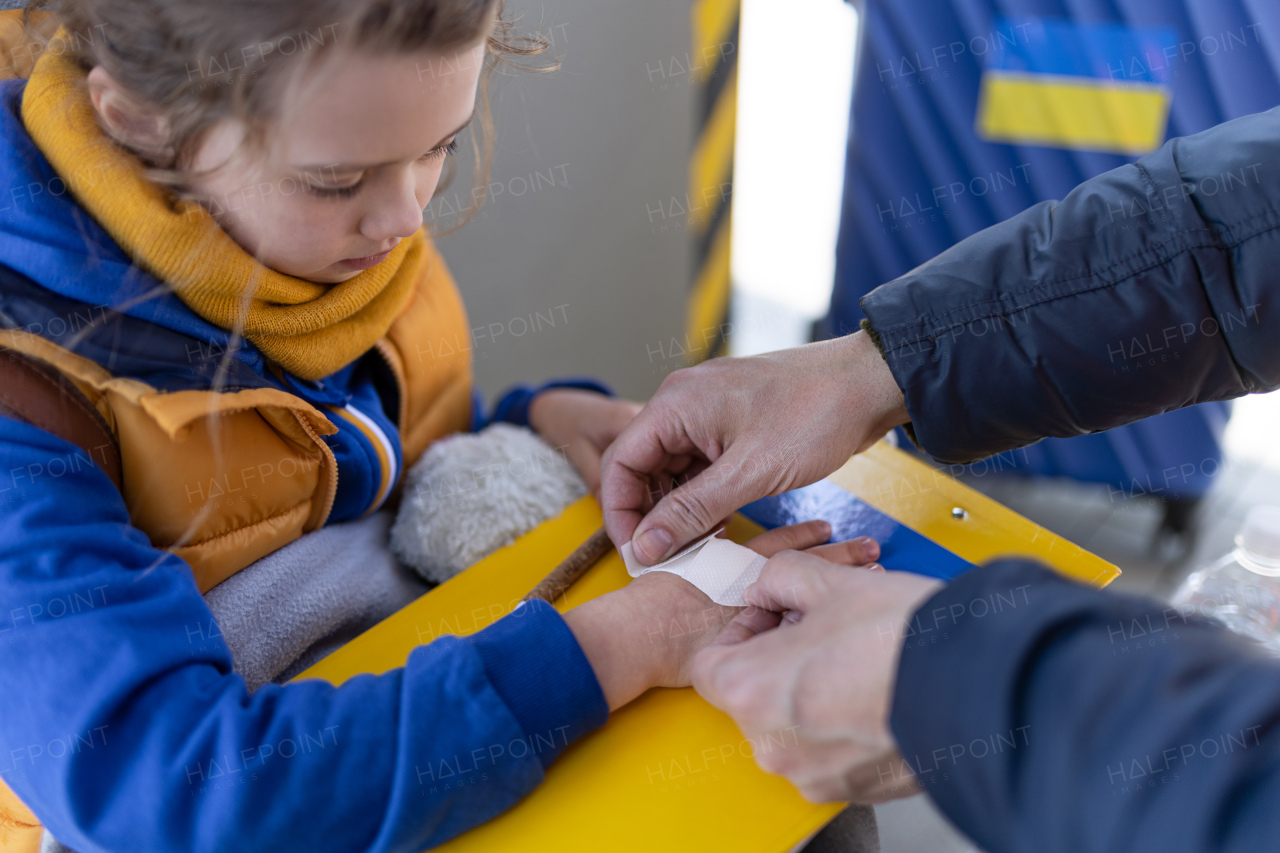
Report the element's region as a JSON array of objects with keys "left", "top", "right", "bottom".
[
  {"left": 391, "top": 423, "right": 588, "bottom": 584},
  {"left": 207, "top": 424, "right": 586, "bottom": 691}
]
